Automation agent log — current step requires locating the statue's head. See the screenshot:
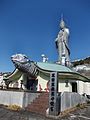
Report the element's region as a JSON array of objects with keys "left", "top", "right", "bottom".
[
  {"left": 11, "top": 54, "right": 29, "bottom": 64},
  {"left": 60, "top": 19, "right": 65, "bottom": 29}
]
